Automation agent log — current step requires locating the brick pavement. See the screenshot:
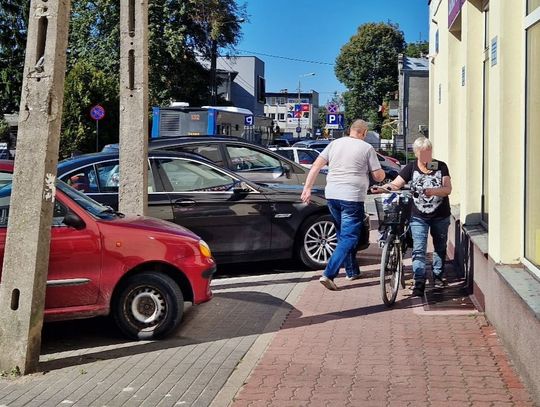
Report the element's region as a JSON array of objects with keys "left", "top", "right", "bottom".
[{"left": 231, "top": 268, "right": 537, "bottom": 407}]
